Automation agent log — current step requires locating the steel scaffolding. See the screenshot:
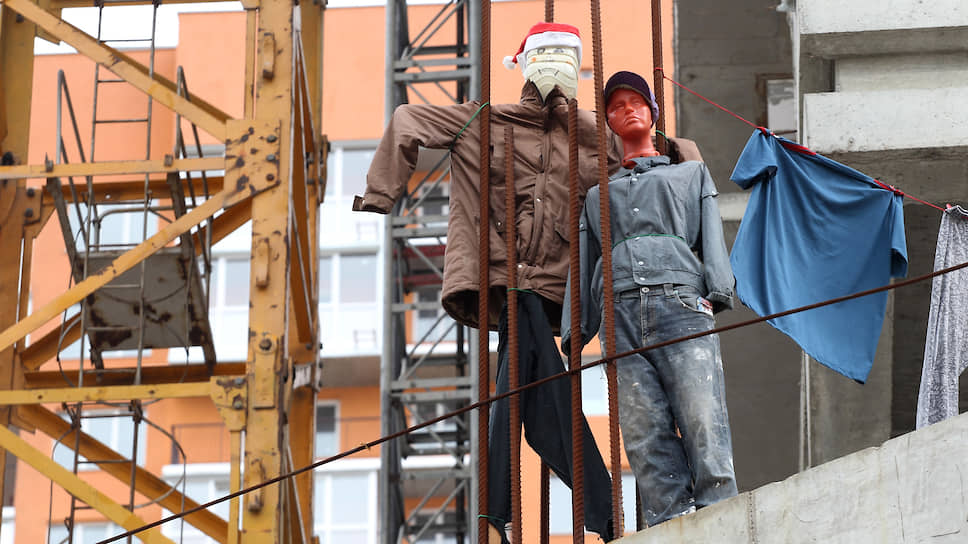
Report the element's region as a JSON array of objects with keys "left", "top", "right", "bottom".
[{"left": 379, "top": 1, "right": 481, "bottom": 543}]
